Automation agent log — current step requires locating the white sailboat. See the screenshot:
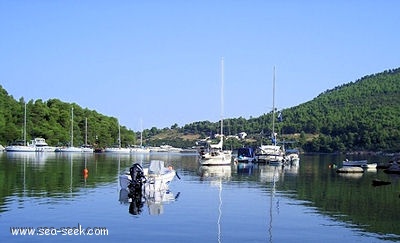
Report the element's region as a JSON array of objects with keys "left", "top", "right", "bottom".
[
  {"left": 6, "top": 103, "right": 56, "bottom": 152},
  {"left": 131, "top": 119, "right": 150, "bottom": 153},
  {"left": 200, "top": 57, "right": 231, "bottom": 166},
  {"left": 80, "top": 118, "right": 94, "bottom": 152},
  {"left": 5, "top": 103, "right": 35, "bottom": 152},
  {"left": 104, "top": 121, "right": 131, "bottom": 153},
  {"left": 56, "top": 107, "right": 93, "bottom": 152},
  {"left": 255, "top": 67, "right": 285, "bottom": 164}
]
